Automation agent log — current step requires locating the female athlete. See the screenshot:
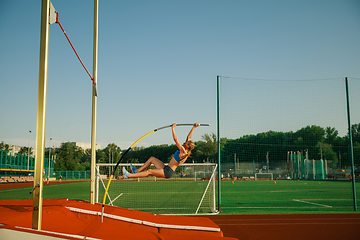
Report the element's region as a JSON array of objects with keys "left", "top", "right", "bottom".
[{"left": 121, "top": 123, "right": 200, "bottom": 179}]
